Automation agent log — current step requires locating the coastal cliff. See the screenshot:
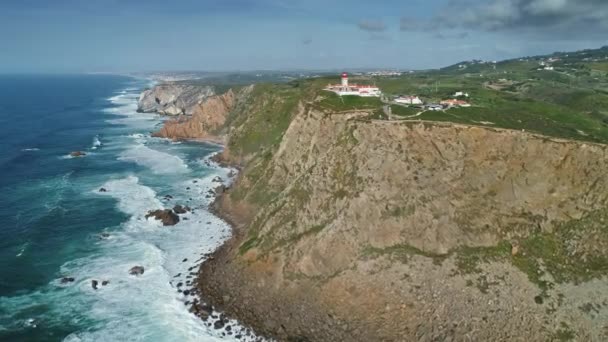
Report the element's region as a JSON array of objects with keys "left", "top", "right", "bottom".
[
  {"left": 137, "top": 83, "right": 214, "bottom": 116},
  {"left": 138, "top": 82, "right": 254, "bottom": 141},
  {"left": 139, "top": 79, "right": 608, "bottom": 341},
  {"left": 197, "top": 86, "right": 608, "bottom": 341},
  {"left": 152, "top": 90, "right": 236, "bottom": 141}
]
